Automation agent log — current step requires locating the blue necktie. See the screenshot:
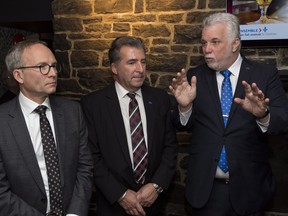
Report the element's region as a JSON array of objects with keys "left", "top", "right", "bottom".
[{"left": 219, "top": 70, "right": 232, "bottom": 173}]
